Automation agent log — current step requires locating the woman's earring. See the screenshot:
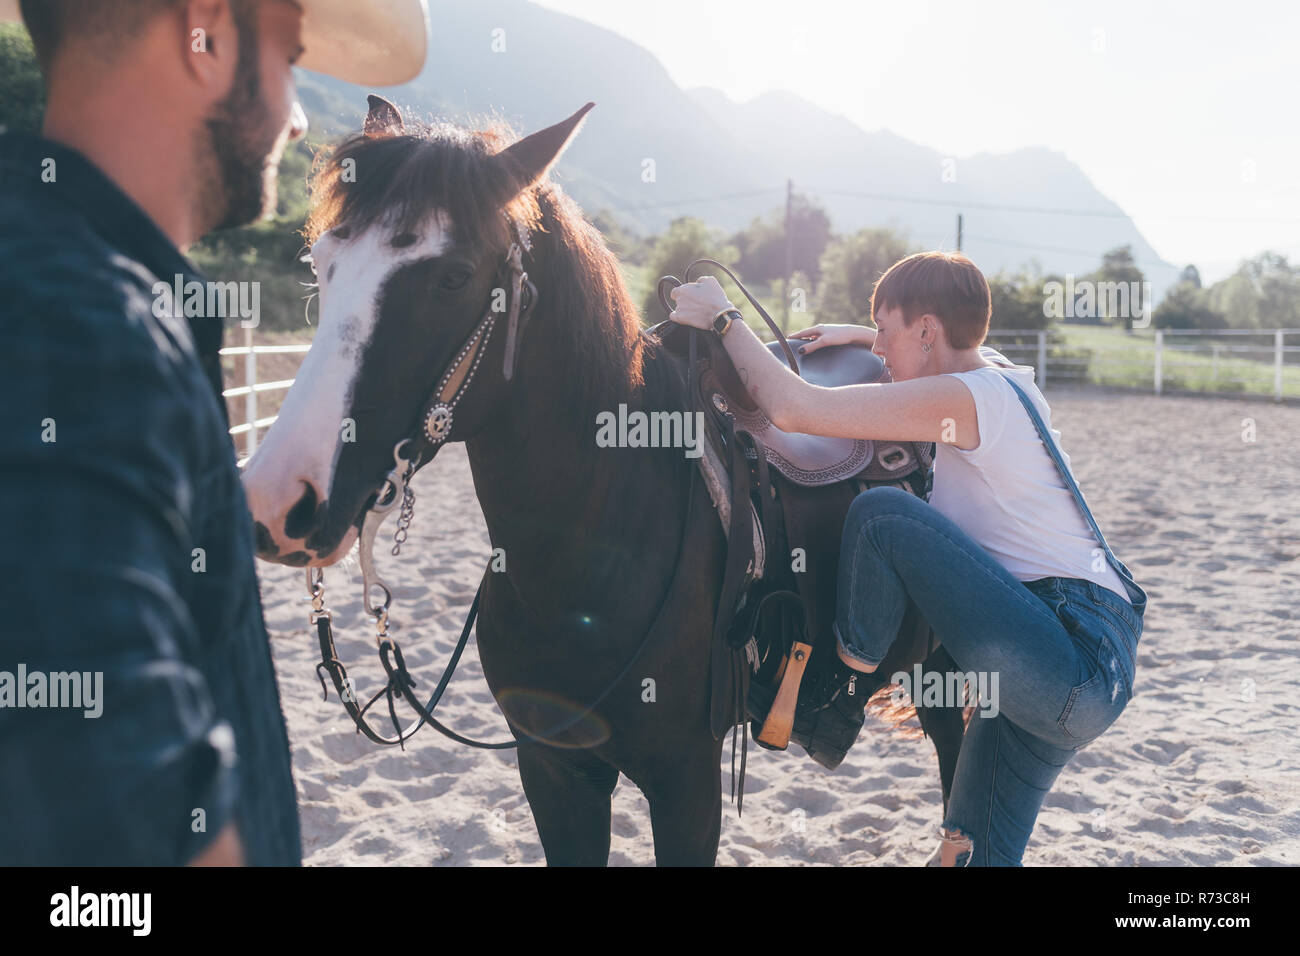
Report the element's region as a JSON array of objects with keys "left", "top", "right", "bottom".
[{"left": 922, "top": 341, "right": 932, "bottom": 353}]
